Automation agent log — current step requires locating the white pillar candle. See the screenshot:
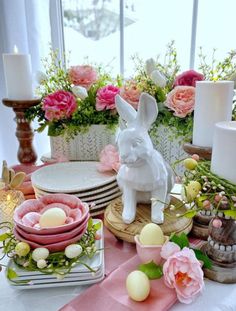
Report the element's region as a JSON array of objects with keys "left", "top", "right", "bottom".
[
  {"left": 192, "top": 81, "right": 234, "bottom": 147},
  {"left": 211, "top": 121, "right": 236, "bottom": 184},
  {"left": 2, "top": 46, "right": 33, "bottom": 99}
]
